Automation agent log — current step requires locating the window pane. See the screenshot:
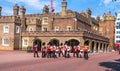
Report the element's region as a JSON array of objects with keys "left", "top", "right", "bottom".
[
  {"left": 2, "top": 38, "right": 9, "bottom": 46},
  {"left": 4, "top": 26, "right": 9, "bottom": 33},
  {"left": 24, "top": 40, "right": 28, "bottom": 45},
  {"left": 16, "top": 26, "right": 19, "bottom": 33}
]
